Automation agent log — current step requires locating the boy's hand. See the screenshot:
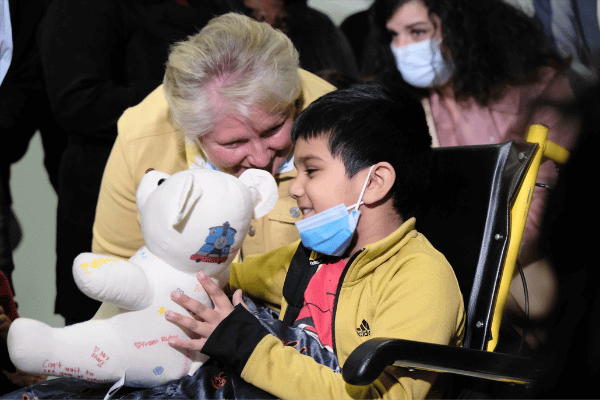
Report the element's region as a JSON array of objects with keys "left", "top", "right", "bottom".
[{"left": 165, "top": 271, "right": 247, "bottom": 352}]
